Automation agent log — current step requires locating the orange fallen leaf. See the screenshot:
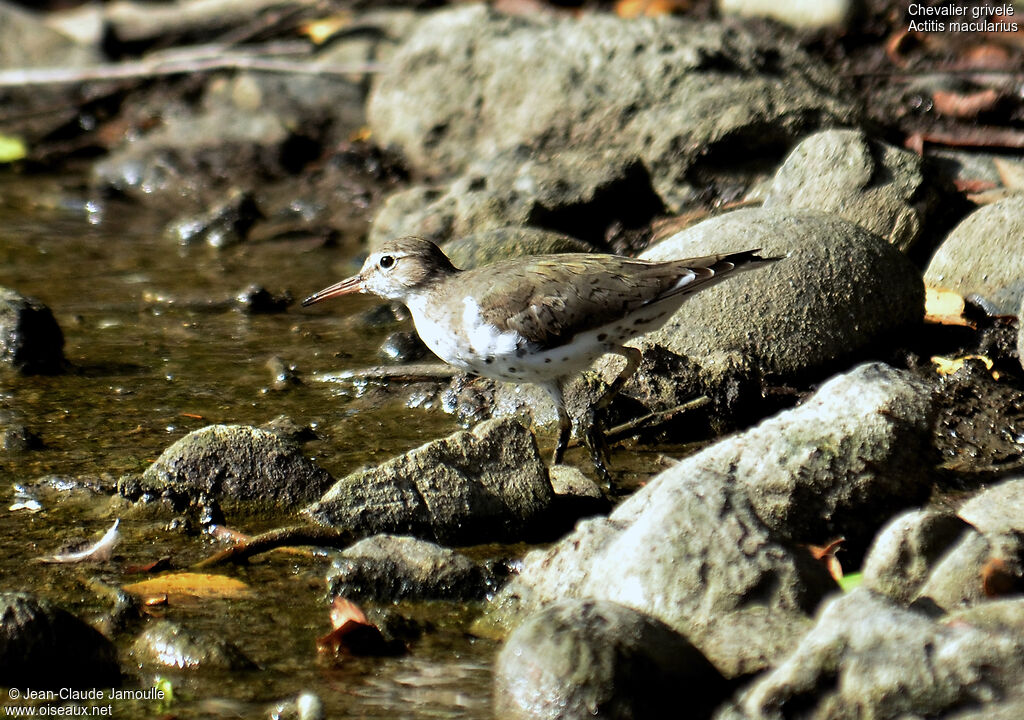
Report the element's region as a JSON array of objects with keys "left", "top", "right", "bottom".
[
  {"left": 123, "top": 572, "right": 252, "bottom": 600},
  {"left": 932, "top": 88, "right": 1001, "bottom": 119},
  {"left": 925, "top": 287, "right": 973, "bottom": 327},
  {"left": 806, "top": 538, "right": 844, "bottom": 583},
  {"left": 993, "top": 157, "right": 1024, "bottom": 190},
  {"left": 316, "top": 598, "right": 403, "bottom": 657},
  {"left": 615, "top": 0, "right": 689, "bottom": 18},
  {"left": 953, "top": 179, "right": 998, "bottom": 193},
  {"left": 981, "top": 557, "right": 1022, "bottom": 597}
]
